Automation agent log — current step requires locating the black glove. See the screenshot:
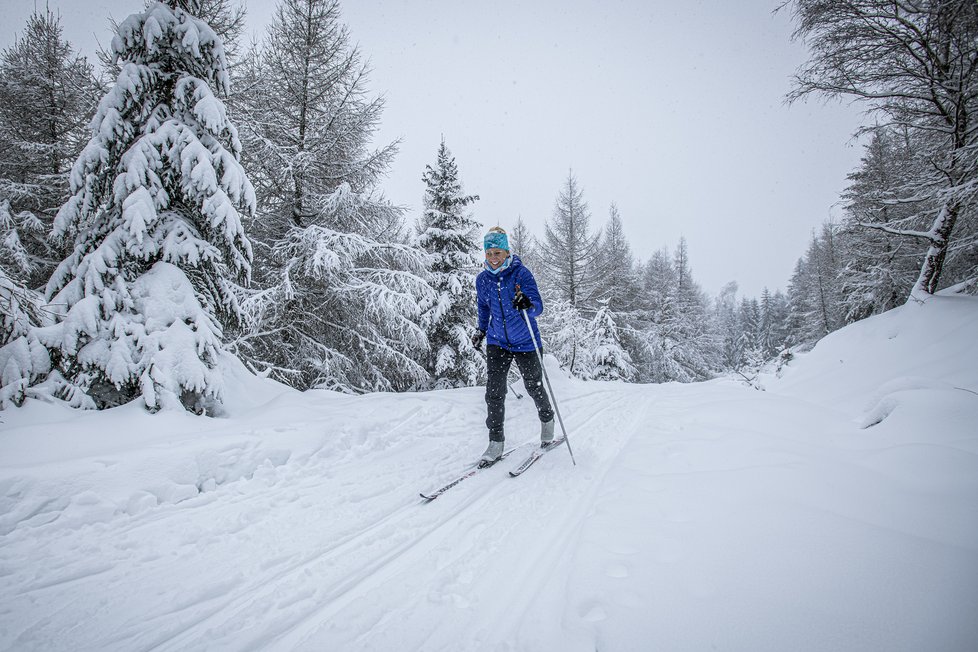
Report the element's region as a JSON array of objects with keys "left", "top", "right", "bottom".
[
  {"left": 512, "top": 287, "right": 532, "bottom": 311},
  {"left": 471, "top": 330, "right": 485, "bottom": 349}
]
